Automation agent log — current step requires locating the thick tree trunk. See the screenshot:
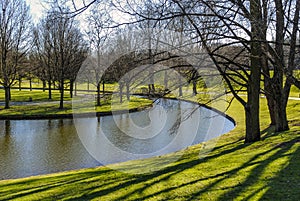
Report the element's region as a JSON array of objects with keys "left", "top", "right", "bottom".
[
  {"left": 245, "top": 104, "right": 261, "bottom": 142},
  {"left": 274, "top": 95, "right": 289, "bottom": 131},
  {"left": 245, "top": 57, "right": 261, "bottom": 143},
  {"left": 272, "top": 0, "right": 289, "bottom": 132},
  {"left": 4, "top": 86, "right": 10, "bottom": 109},
  {"left": 48, "top": 80, "right": 52, "bottom": 100},
  {"left": 244, "top": 0, "right": 263, "bottom": 143},
  {"left": 245, "top": 59, "right": 261, "bottom": 143}
]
